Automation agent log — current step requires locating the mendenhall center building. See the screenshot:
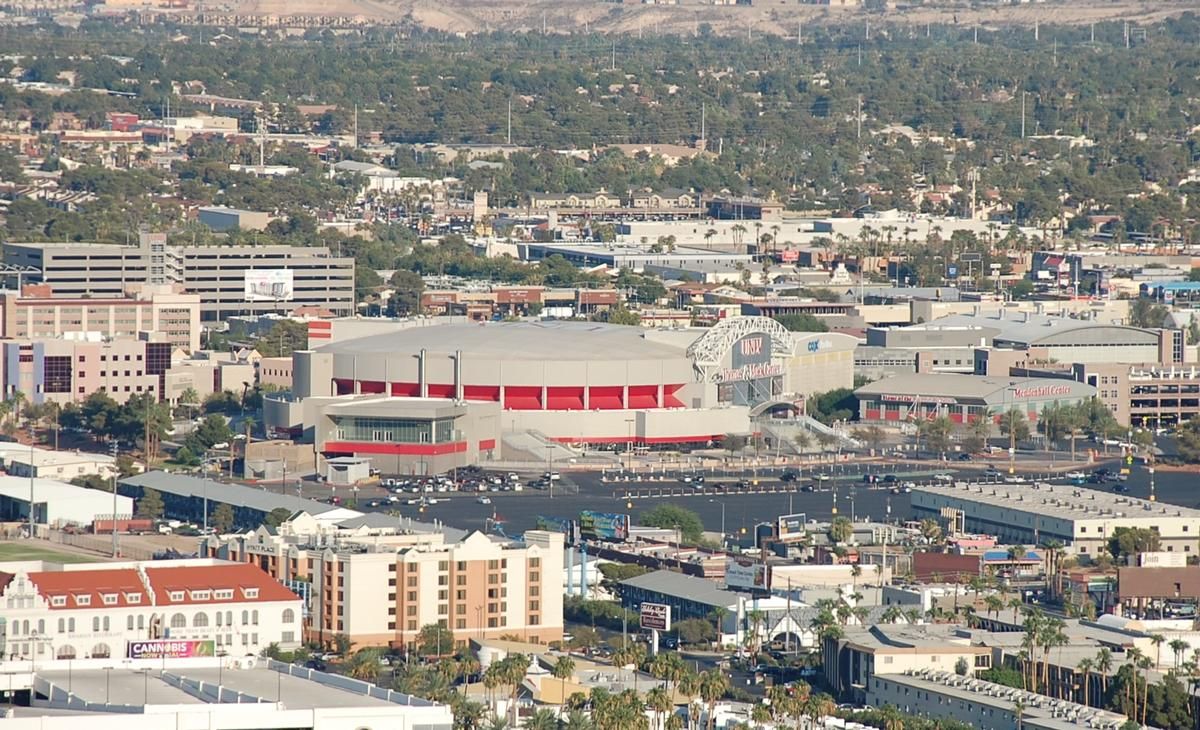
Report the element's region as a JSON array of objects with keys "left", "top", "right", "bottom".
[{"left": 264, "top": 317, "right": 856, "bottom": 474}]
